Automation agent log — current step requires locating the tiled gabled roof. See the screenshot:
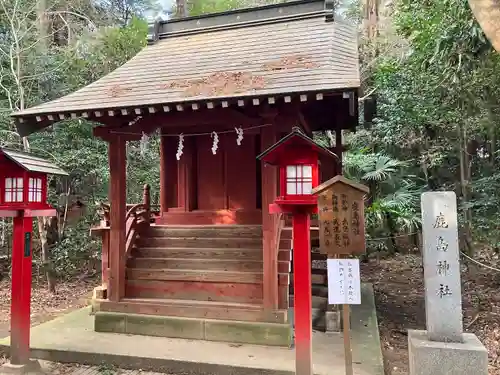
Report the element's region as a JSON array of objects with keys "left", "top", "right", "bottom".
[{"left": 12, "top": 0, "right": 359, "bottom": 136}]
